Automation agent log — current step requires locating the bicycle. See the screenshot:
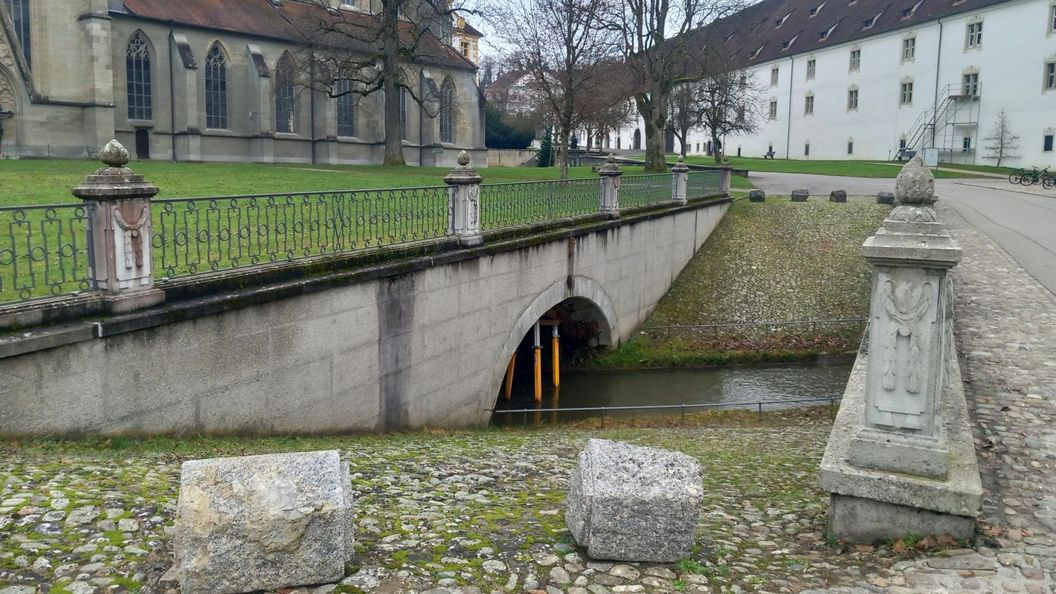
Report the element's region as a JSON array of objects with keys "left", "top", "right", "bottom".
[
  {"left": 1018, "top": 167, "right": 1049, "bottom": 186},
  {"left": 1009, "top": 169, "right": 1024, "bottom": 184},
  {"left": 1043, "top": 174, "right": 1056, "bottom": 190}
]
